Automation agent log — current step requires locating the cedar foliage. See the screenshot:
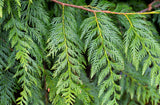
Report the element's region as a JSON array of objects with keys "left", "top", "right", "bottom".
[{"left": 1, "top": 0, "right": 160, "bottom": 105}]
